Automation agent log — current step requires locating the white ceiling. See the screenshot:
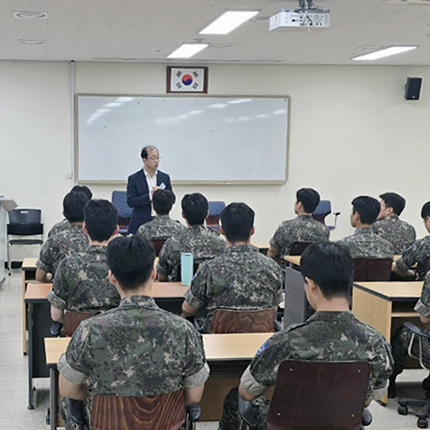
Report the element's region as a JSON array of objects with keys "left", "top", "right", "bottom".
[{"left": 2, "top": 0, "right": 430, "bottom": 65}]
